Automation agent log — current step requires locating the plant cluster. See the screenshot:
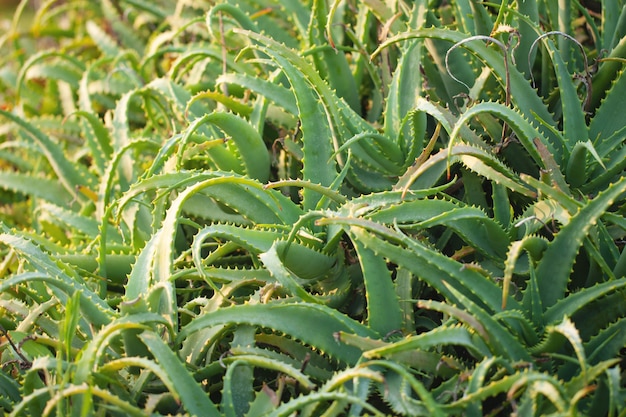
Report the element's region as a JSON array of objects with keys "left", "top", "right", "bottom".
[{"left": 0, "top": 0, "right": 625, "bottom": 415}]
